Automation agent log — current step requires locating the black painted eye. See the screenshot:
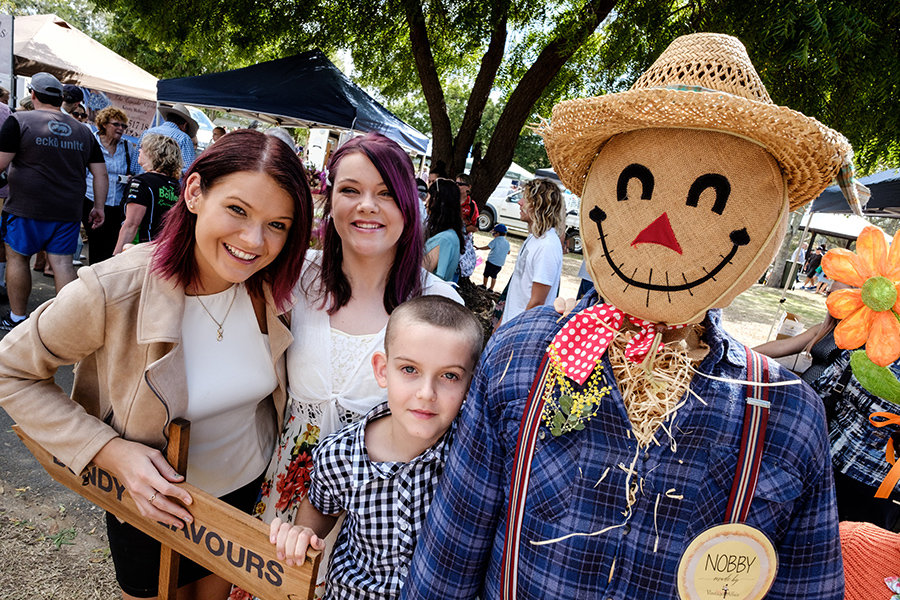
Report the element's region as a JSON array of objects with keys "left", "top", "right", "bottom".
[
  {"left": 730, "top": 228, "right": 750, "bottom": 246},
  {"left": 617, "top": 164, "right": 654, "bottom": 202},
  {"left": 686, "top": 174, "right": 731, "bottom": 215},
  {"left": 589, "top": 207, "right": 607, "bottom": 224}
]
